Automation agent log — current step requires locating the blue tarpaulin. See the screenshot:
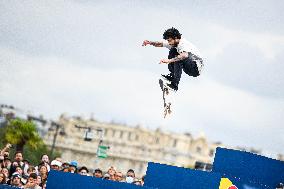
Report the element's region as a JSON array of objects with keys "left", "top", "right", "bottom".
[
  {"left": 212, "top": 147, "right": 284, "bottom": 189},
  {"left": 0, "top": 185, "right": 20, "bottom": 189},
  {"left": 144, "top": 162, "right": 222, "bottom": 189},
  {"left": 46, "top": 170, "right": 155, "bottom": 189}
]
